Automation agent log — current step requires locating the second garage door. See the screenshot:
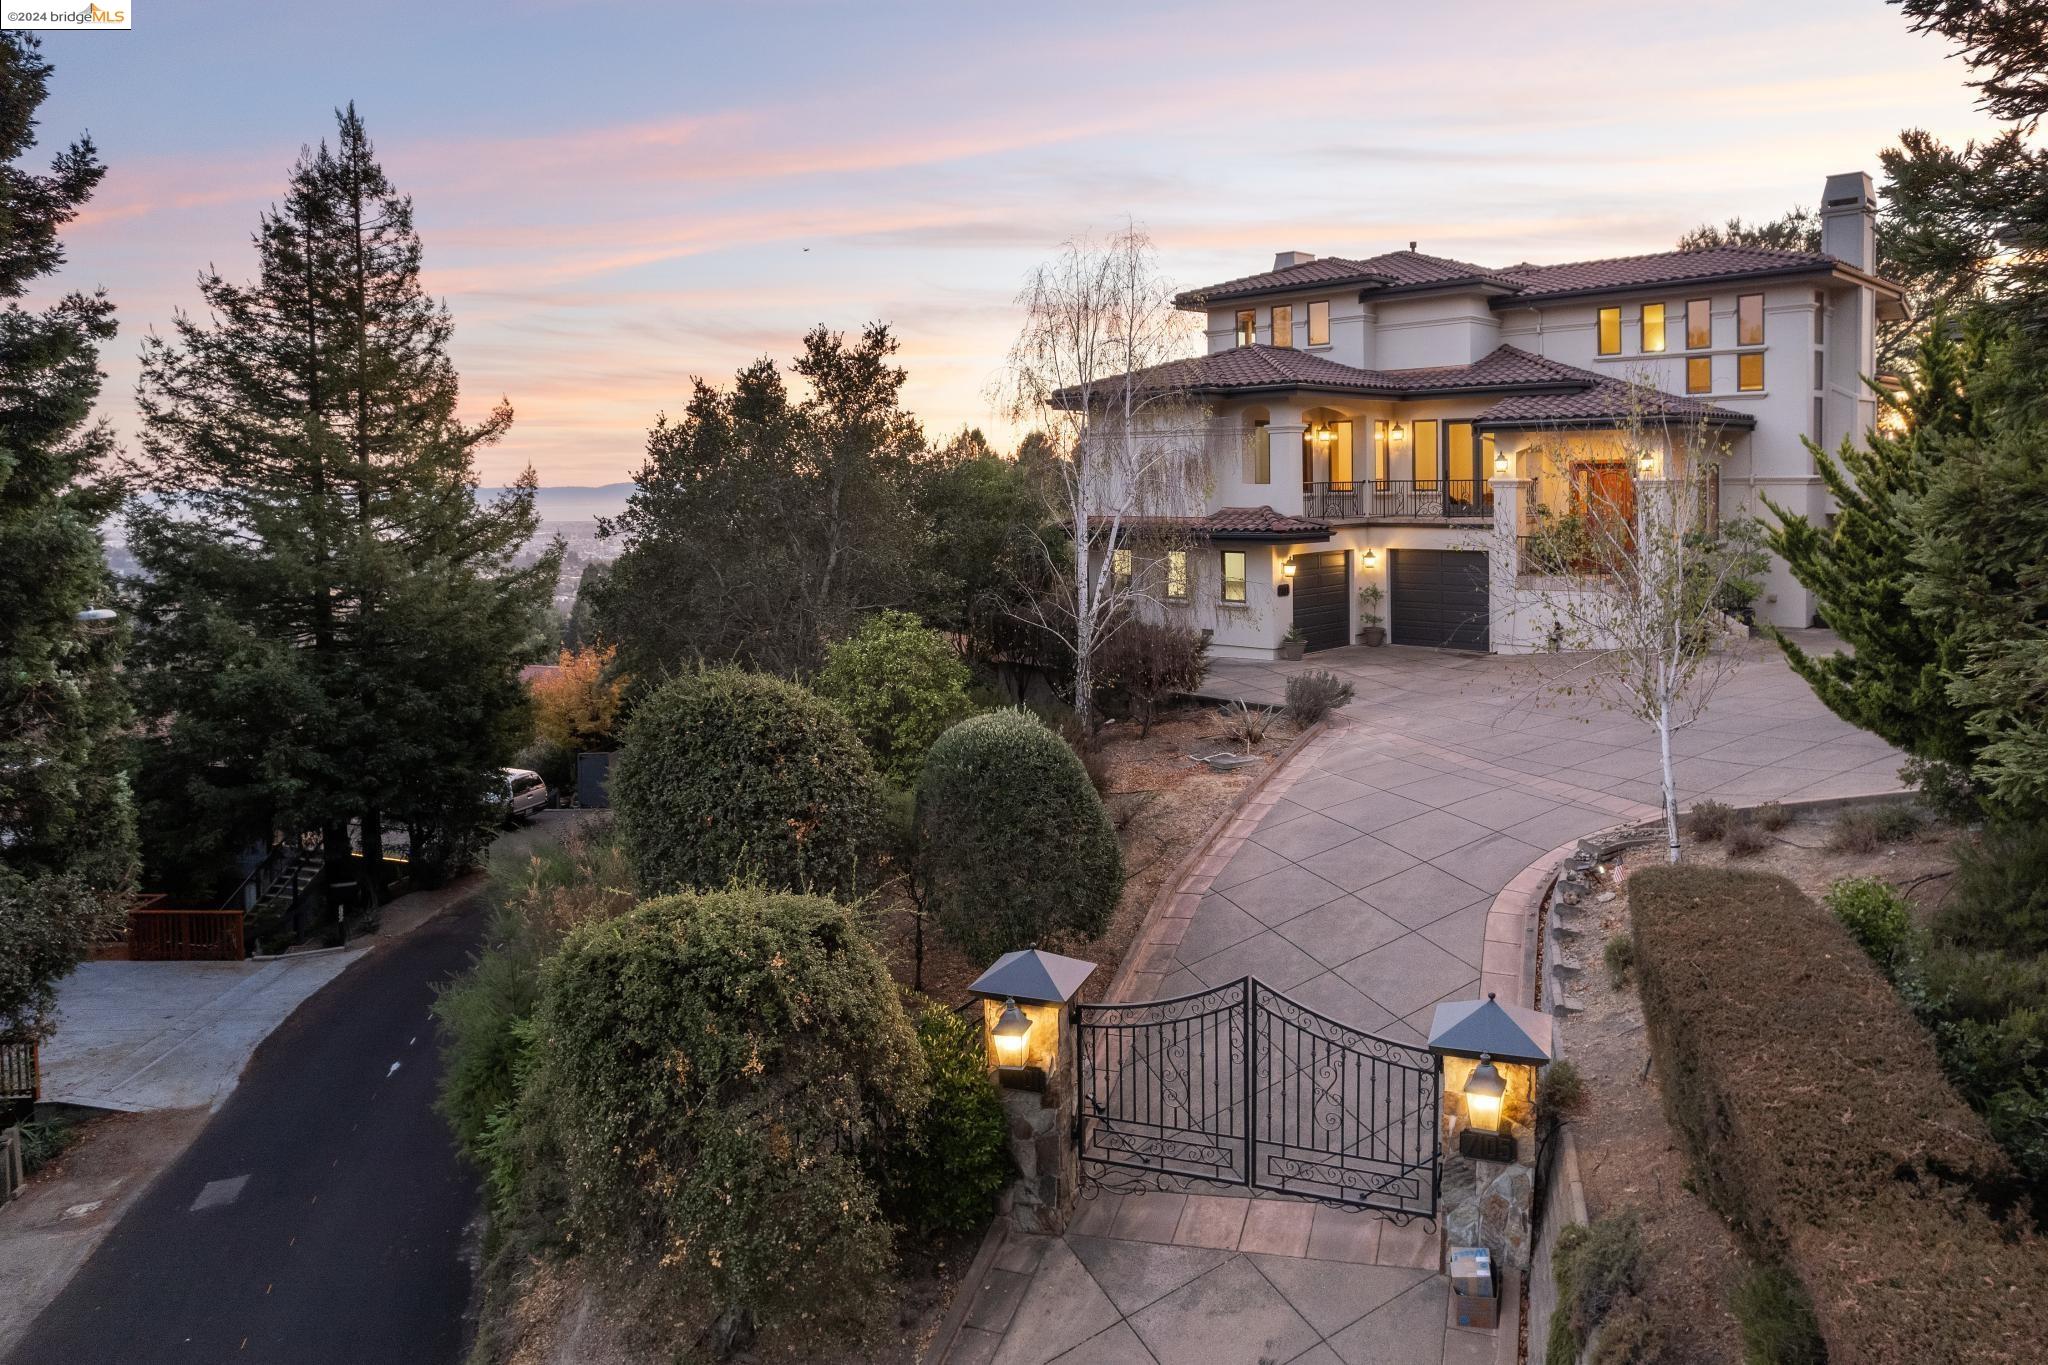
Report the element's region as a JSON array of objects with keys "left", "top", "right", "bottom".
[{"left": 1390, "top": 549, "right": 1489, "bottom": 651}]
